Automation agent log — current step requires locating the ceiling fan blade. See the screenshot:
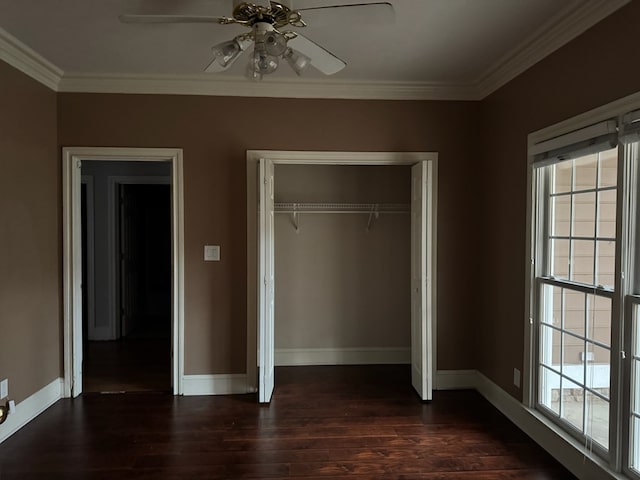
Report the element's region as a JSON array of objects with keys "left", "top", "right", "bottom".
[
  {"left": 296, "top": 2, "right": 395, "bottom": 27},
  {"left": 287, "top": 34, "right": 346, "bottom": 75},
  {"left": 119, "top": 14, "right": 230, "bottom": 24}
]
